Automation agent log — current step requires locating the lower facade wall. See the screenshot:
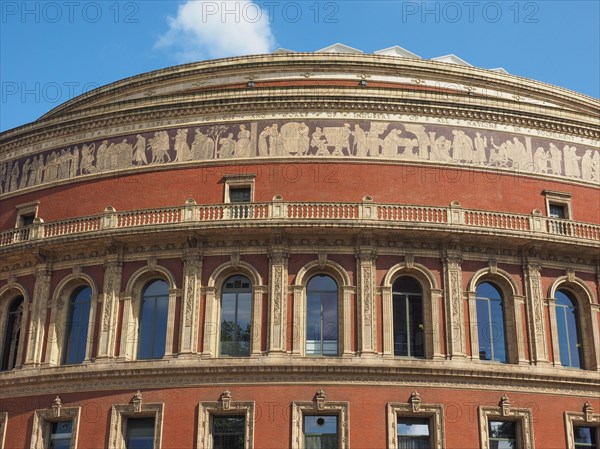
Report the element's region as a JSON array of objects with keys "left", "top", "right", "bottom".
[{"left": 2, "top": 385, "right": 598, "bottom": 448}]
